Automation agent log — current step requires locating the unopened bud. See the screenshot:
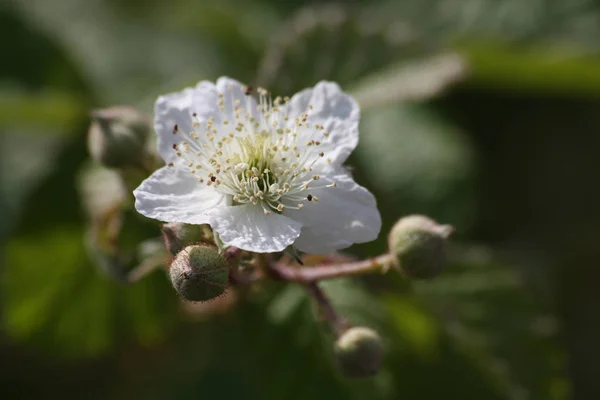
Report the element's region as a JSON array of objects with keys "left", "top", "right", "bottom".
[
  {"left": 388, "top": 215, "right": 453, "bottom": 279},
  {"left": 334, "top": 327, "right": 383, "bottom": 378},
  {"left": 162, "top": 223, "right": 206, "bottom": 256},
  {"left": 169, "top": 245, "right": 229, "bottom": 302},
  {"left": 88, "top": 106, "right": 151, "bottom": 169}
]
